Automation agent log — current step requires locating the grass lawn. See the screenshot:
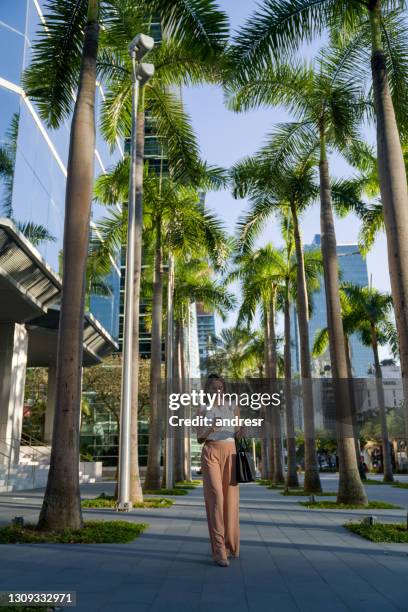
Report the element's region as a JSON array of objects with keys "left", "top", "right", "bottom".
[
  {"left": 82, "top": 495, "right": 173, "bottom": 509},
  {"left": 257, "top": 479, "right": 272, "bottom": 486},
  {"left": 392, "top": 482, "right": 408, "bottom": 489},
  {"left": 176, "top": 480, "right": 202, "bottom": 488},
  {"left": 0, "top": 521, "right": 147, "bottom": 544},
  {"left": 345, "top": 521, "right": 408, "bottom": 543},
  {"left": 281, "top": 490, "right": 337, "bottom": 497},
  {"left": 300, "top": 500, "right": 403, "bottom": 510},
  {"left": 143, "top": 487, "right": 188, "bottom": 496},
  {"left": 364, "top": 478, "right": 397, "bottom": 485}
]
